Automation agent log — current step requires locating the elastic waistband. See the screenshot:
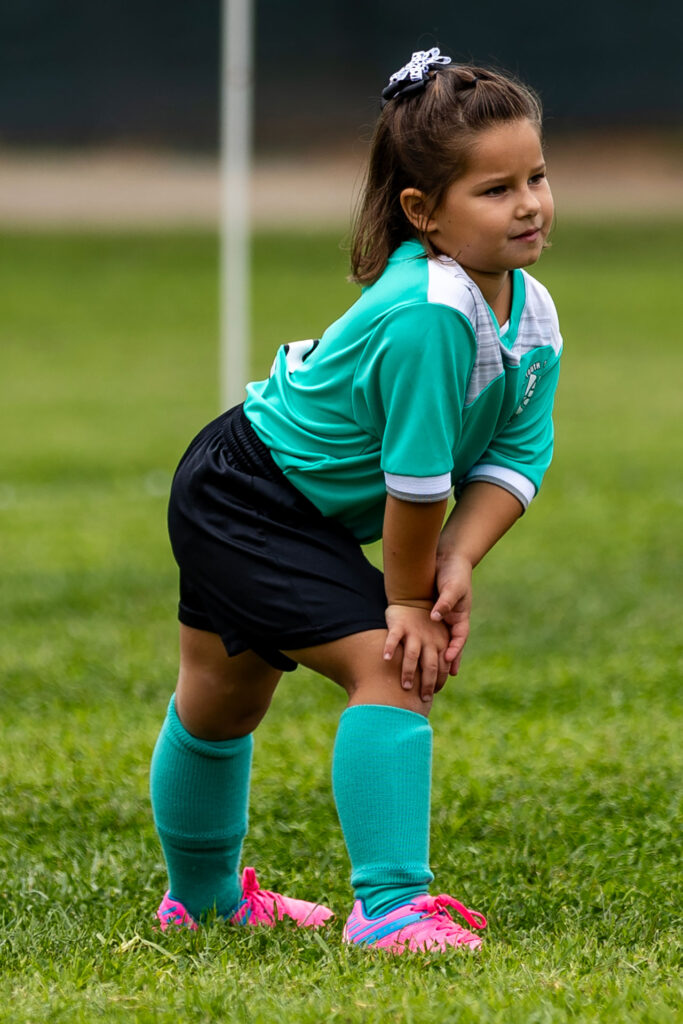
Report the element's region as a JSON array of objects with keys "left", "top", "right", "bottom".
[{"left": 221, "top": 404, "right": 282, "bottom": 482}]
